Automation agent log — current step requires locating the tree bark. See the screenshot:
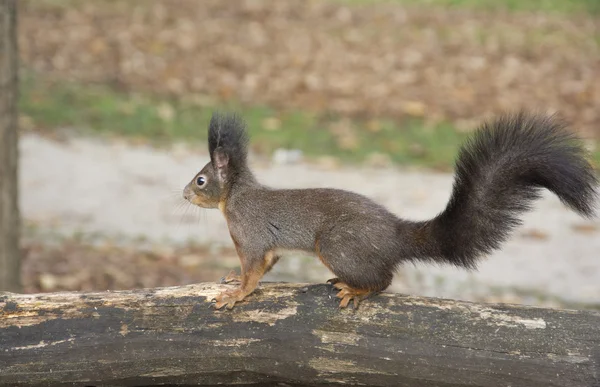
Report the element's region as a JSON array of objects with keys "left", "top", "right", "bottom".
[
  {"left": 1, "top": 282, "right": 599, "bottom": 387},
  {"left": 0, "top": 0, "right": 20, "bottom": 292}
]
